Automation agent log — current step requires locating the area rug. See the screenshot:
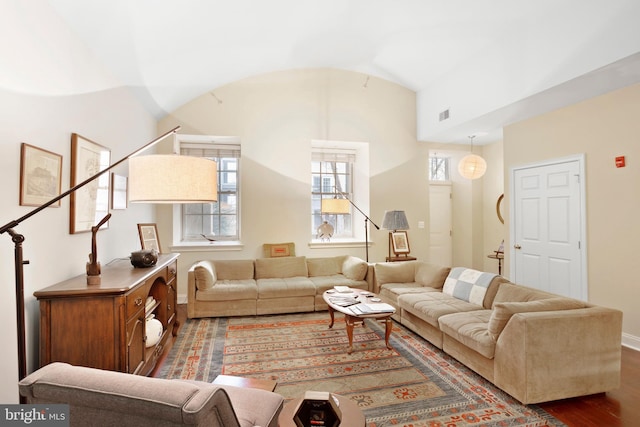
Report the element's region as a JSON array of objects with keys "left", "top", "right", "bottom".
[{"left": 157, "top": 312, "right": 564, "bottom": 427}]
